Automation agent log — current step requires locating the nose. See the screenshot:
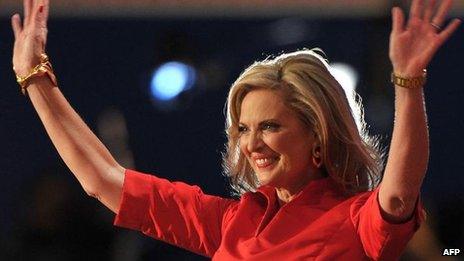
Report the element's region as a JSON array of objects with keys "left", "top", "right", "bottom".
[{"left": 245, "top": 131, "right": 264, "bottom": 153}]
